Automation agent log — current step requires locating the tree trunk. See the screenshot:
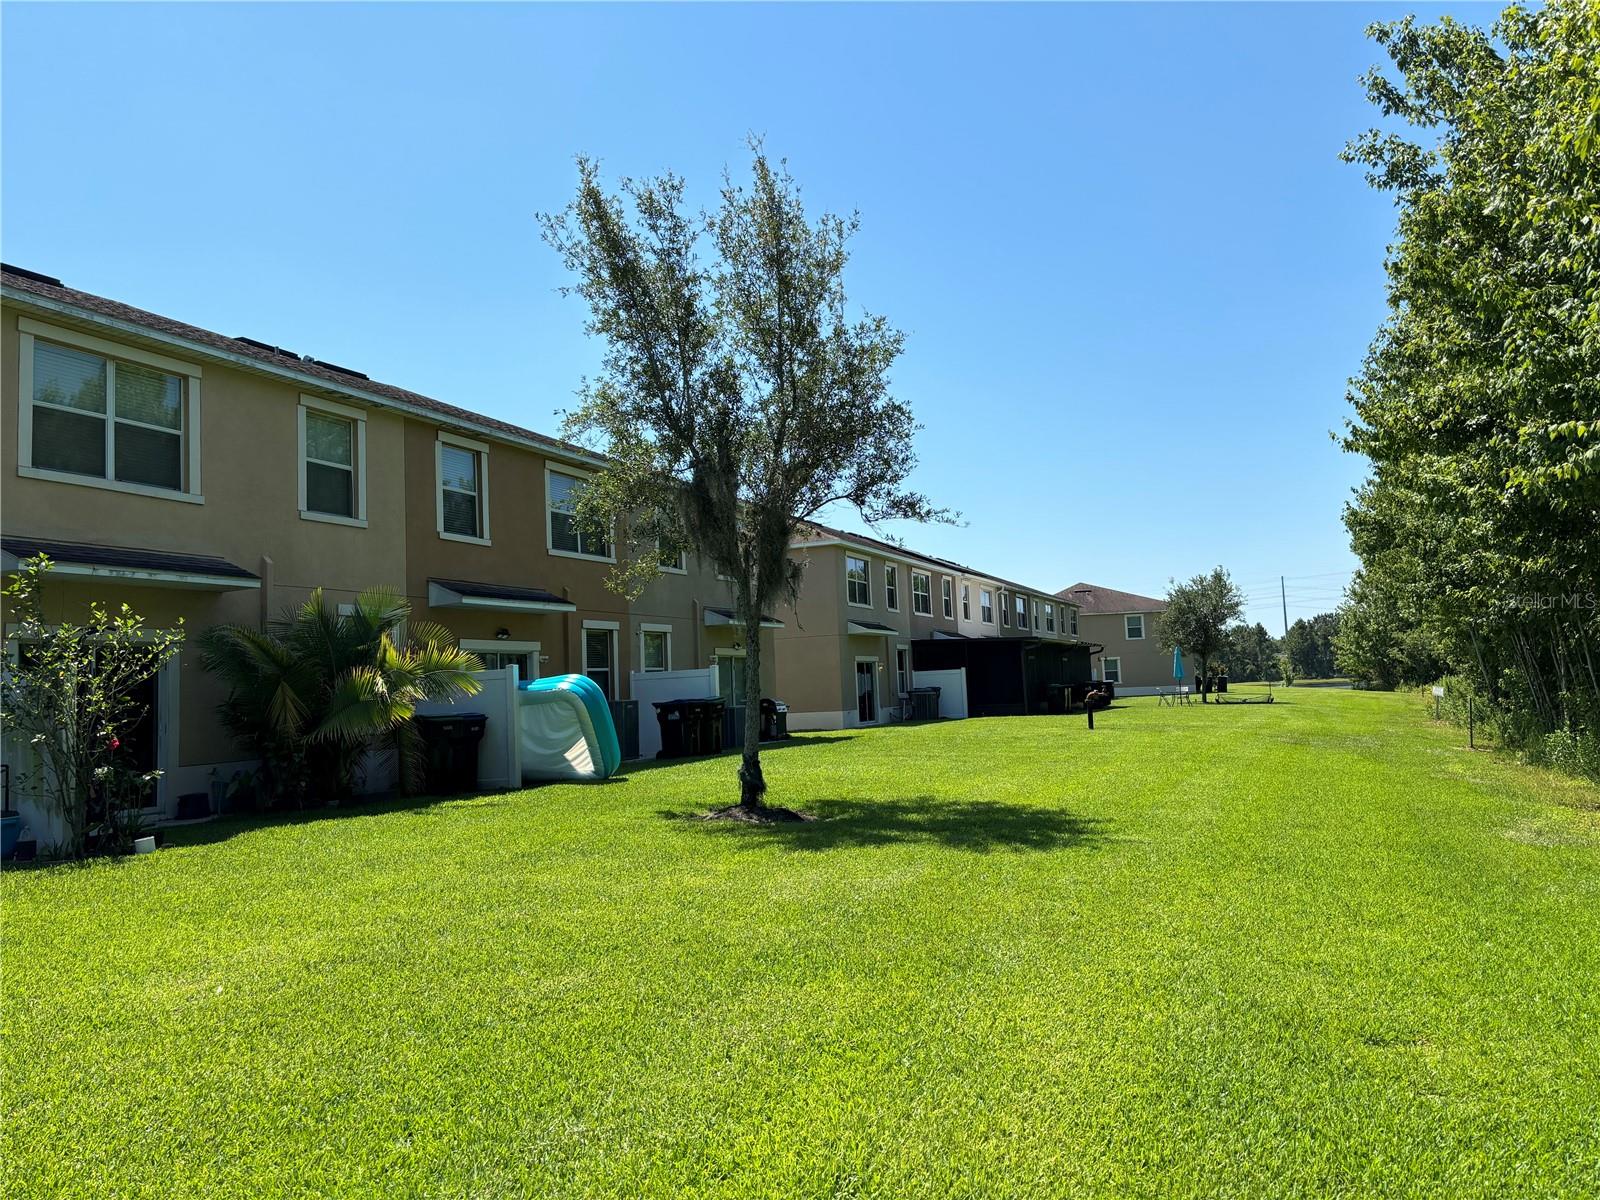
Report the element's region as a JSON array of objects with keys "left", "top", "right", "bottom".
[{"left": 737, "top": 609, "right": 767, "bottom": 809}]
